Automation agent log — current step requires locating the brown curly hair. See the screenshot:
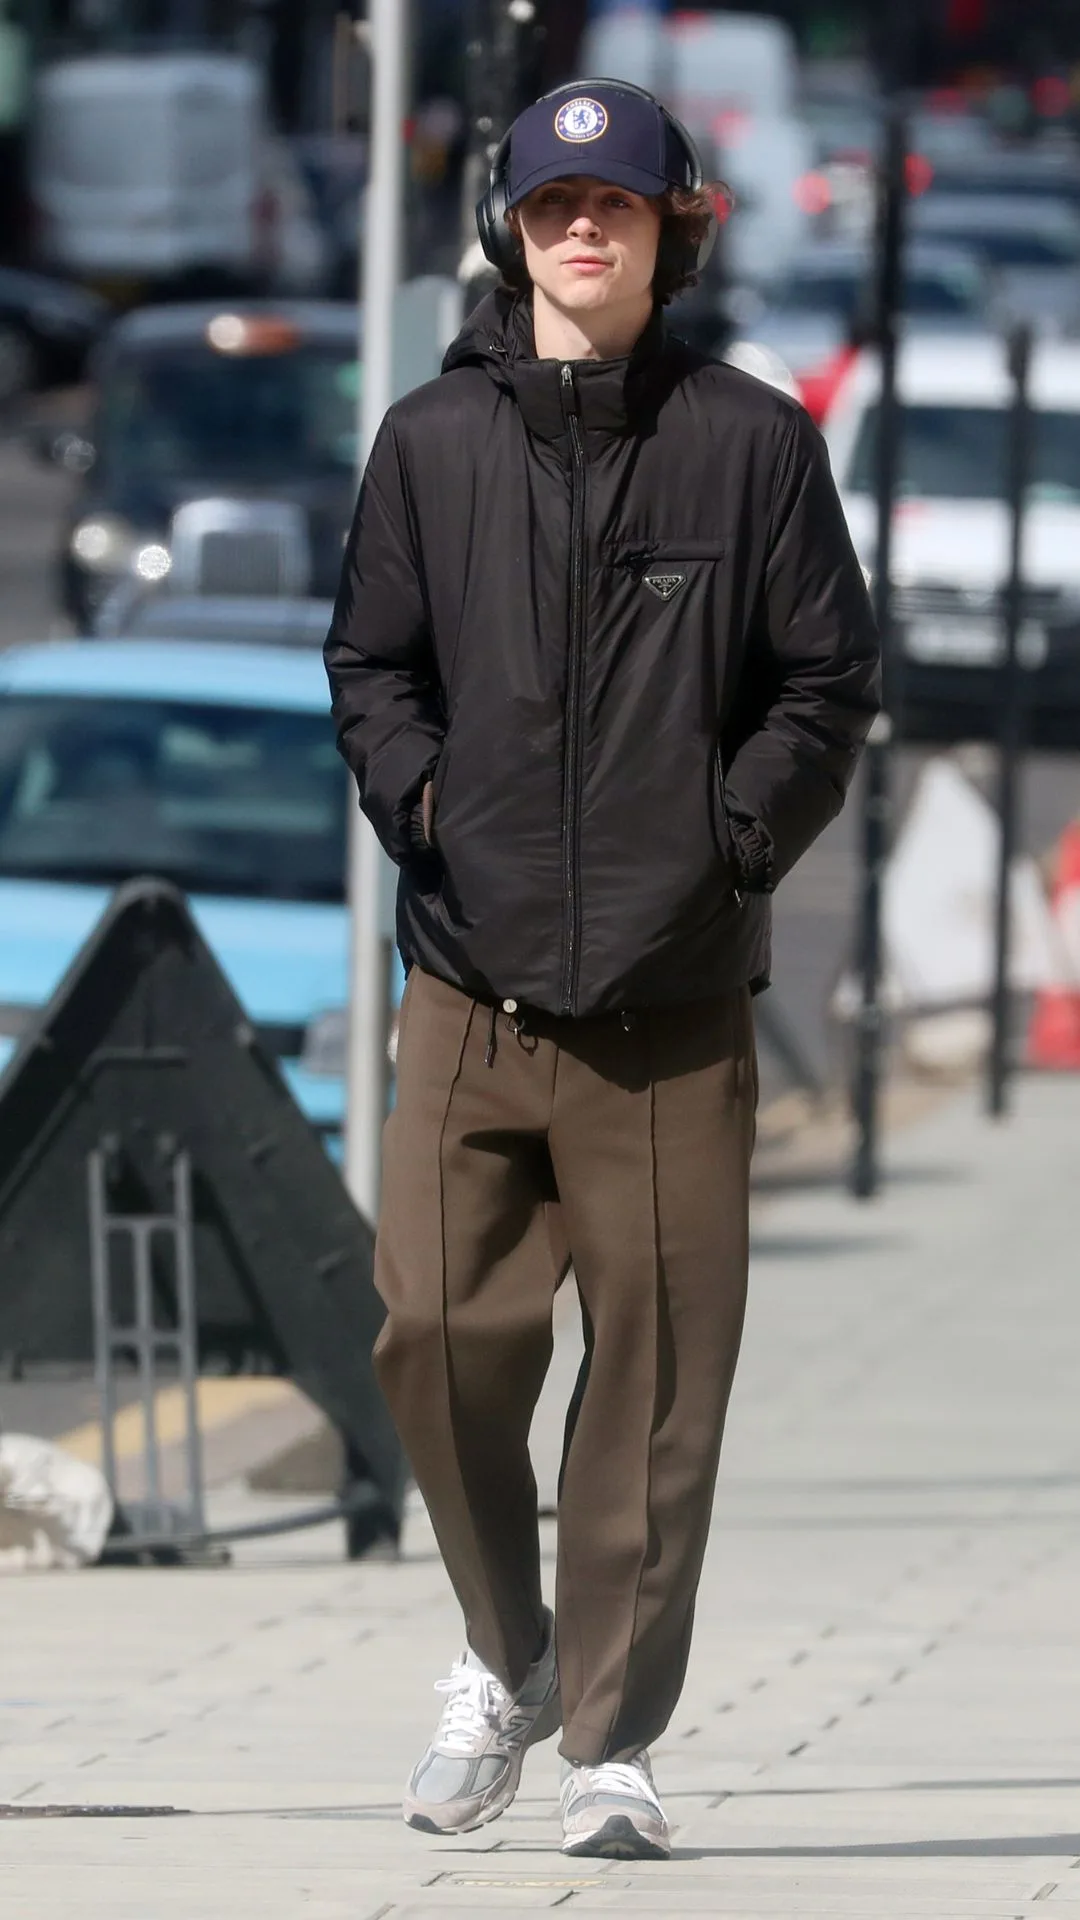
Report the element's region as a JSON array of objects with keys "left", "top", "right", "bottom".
[{"left": 503, "top": 182, "right": 728, "bottom": 304}]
